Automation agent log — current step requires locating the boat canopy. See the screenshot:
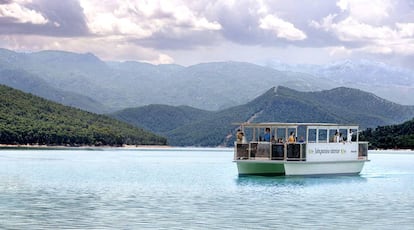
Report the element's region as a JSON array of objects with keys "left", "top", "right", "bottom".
[{"left": 235, "top": 122, "right": 359, "bottom": 130}]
